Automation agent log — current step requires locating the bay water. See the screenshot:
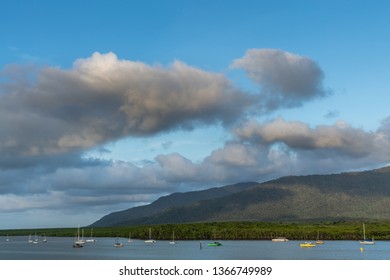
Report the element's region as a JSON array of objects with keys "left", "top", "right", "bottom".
[{"left": 0, "top": 236, "right": 389, "bottom": 260}]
